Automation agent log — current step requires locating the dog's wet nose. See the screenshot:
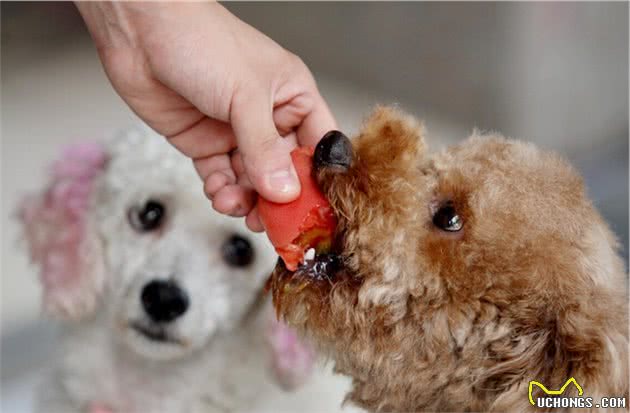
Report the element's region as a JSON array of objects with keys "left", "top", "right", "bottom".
[
  {"left": 141, "top": 280, "right": 189, "bottom": 323},
  {"left": 313, "top": 130, "right": 352, "bottom": 173}
]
